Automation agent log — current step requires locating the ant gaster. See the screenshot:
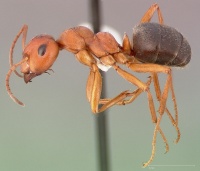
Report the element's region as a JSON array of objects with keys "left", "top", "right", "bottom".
[{"left": 6, "top": 4, "right": 191, "bottom": 167}]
